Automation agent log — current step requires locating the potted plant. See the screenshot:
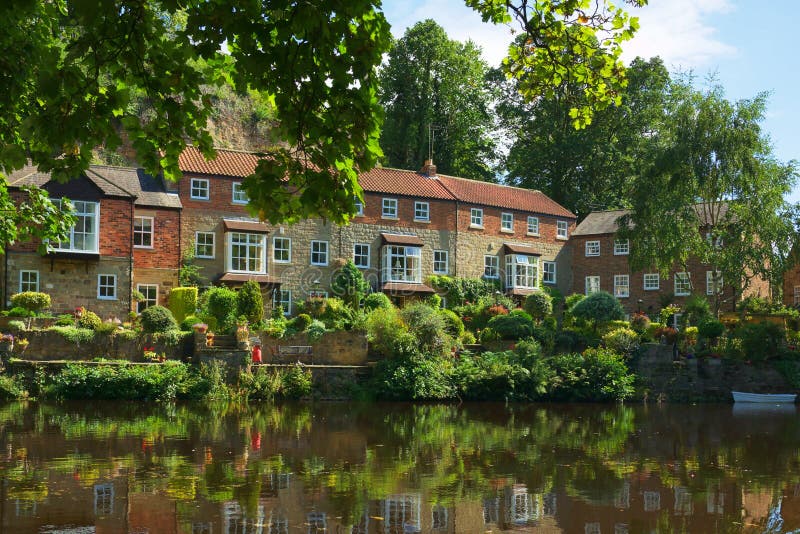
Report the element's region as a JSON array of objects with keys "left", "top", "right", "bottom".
[
  {"left": 13, "top": 338, "right": 29, "bottom": 354},
  {"left": 192, "top": 322, "right": 208, "bottom": 334},
  {"left": 0, "top": 334, "right": 14, "bottom": 352},
  {"left": 205, "top": 332, "right": 215, "bottom": 347},
  {"left": 235, "top": 317, "right": 250, "bottom": 349}
]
